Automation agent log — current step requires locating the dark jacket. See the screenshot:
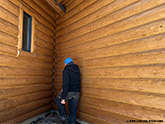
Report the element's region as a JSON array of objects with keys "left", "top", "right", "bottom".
[{"left": 62, "top": 62, "right": 81, "bottom": 99}]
